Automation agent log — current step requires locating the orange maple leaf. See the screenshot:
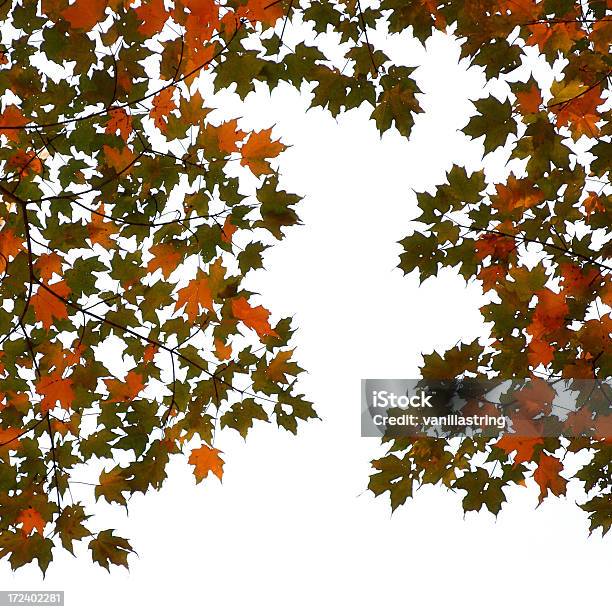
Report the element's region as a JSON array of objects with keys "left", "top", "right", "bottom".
[
  {"left": 182, "top": 0, "right": 220, "bottom": 28},
  {"left": 582, "top": 192, "right": 605, "bottom": 221},
  {"left": 105, "top": 108, "right": 133, "bottom": 142},
  {"left": 494, "top": 176, "right": 544, "bottom": 213},
  {"left": 512, "top": 378, "right": 555, "bottom": 418},
  {"left": 143, "top": 344, "right": 158, "bottom": 363},
  {"left": 240, "top": 128, "right": 286, "bottom": 176},
  {"left": 0, "top": 105, "right": 28, "bottom": 142},
  {"left": 30, "top": 281, "right": 71, "bottom": 329},
  {"left": 147, "top": 243, "right": 181, "bottom": 278},
  {"left": 88, "top": 204, "right": 119, "bottom": 248},
  {"left": 533, "top": 454, "right": 567, "bottom": 503},
  {"left": 477, "top": 264, "right": 506, "bottom": 292},
  {"left": 34, "top": 253, "right": 62, "bottom": 282},
  {"left": 560, "top": 263, "right": 600, "bottom": 300},
  {"left": 36, "top": 371, "right": 75, "bottom": 413},
  {"left": 231, "top": 296, "right": 279, "bottom": 338},
  {"left": 214, "top": 338, "right": 232, "bottom": 361},
  {"left": 105, "top": 371, "right": 145, "bottom": 403},
  {"left": 0, "top": 228, "right": 24, "bottom": 273},
  {"left": 495, "top": 435, "right": 544, "bottom": 464},
  {"left": 7, "top": 149, "right": 43, "bottom": 177},
  {"left": 474, "top": 233, "right": 516, "bottom": 261},
  {"left": 151, "top": 87, "right": 177, "bottom": 131},
  {"left": 221, "top": 216, "right": 237, "bottom": 244},
  {"left": 217, "top": 119, "right": 246, "bottom": 153},
  {"left": 527, "top": 337, "right": 554, "bottom": 367},
  {"left": 188, "top": 444, "right": 224, "bottom": 482},
  {"left": 553, "top": 87, "right": 603, "bottom": 139},
  {"left": 61, "top": 0, "right": 107, "bottom": 30},
  {"left": 237, "top": 0, "right": 284, "bottom": 25},
  {"left": 515, "top": 84, "right": 542, "bottom": 115},
  {"left": 134, "top": 0, "right": 169, "bottom": 36},
  {"left": 0, "top": 427, "right": 24, "bottom": 452},
  {"left": 17, "top": 508, "right": 46, "bottom": 536},
  {"left": 529, "top": 288, "right": 569, "bottom": 334},
  {"left": 175, "top": 275, "right": 213, "bottom": 321}
]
